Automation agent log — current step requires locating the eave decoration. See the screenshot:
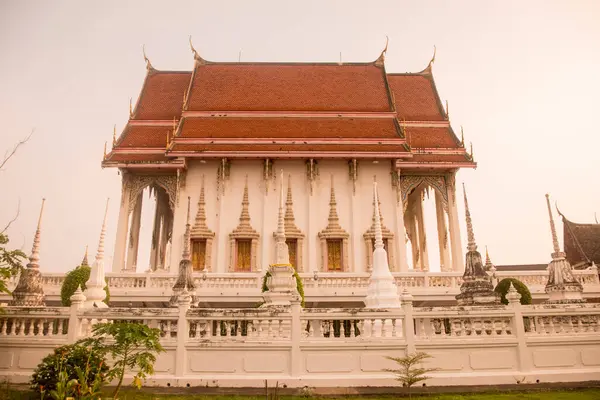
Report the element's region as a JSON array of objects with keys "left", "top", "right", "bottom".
[
  {"left": 399, "top": 175, "right": 449, "bottom": 214},
  {"left": 317, "top": 176, "right": 350, "bottom": 272},
  {"left": 228, "top": 177, "right": 260, "bottom": 272},
  {"left": 123, "top": 173, "right": 178, "bottom": 214}
]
